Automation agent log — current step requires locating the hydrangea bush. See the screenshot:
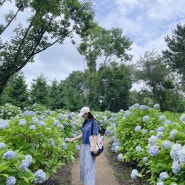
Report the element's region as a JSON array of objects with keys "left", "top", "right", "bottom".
[
  {"left": 0, "top": 104, "right": 82, "bottom": 184},
  {"left": 106, "top": 103, "right": 185, "bottom": 185}
]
